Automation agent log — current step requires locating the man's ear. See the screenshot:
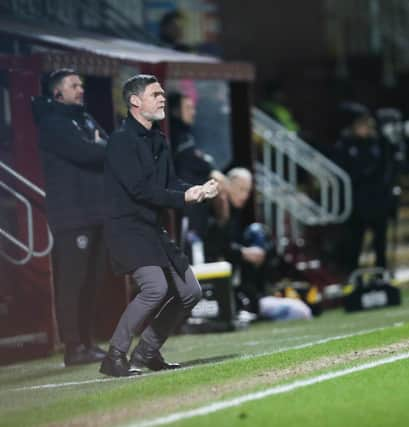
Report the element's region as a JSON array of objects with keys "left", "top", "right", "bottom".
[
  {"left": 130, "top": 94, "right": 141, "bottom": 108},
  {"left": 54, "top": 88, "right": 63, "bottom": 100}
]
